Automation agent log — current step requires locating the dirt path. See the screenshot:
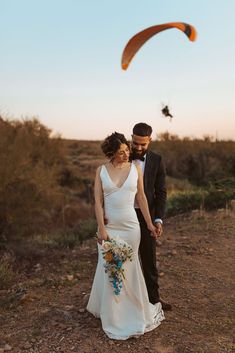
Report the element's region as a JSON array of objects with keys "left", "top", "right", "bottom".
[{"left": 0, "top": 211, "right": 234, "bottom": 353}]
